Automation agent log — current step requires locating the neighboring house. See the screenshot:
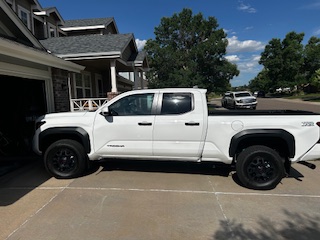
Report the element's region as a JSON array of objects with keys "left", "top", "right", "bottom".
[{"left": 1, "top": 0, "right": 148, "bottom": 156}]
